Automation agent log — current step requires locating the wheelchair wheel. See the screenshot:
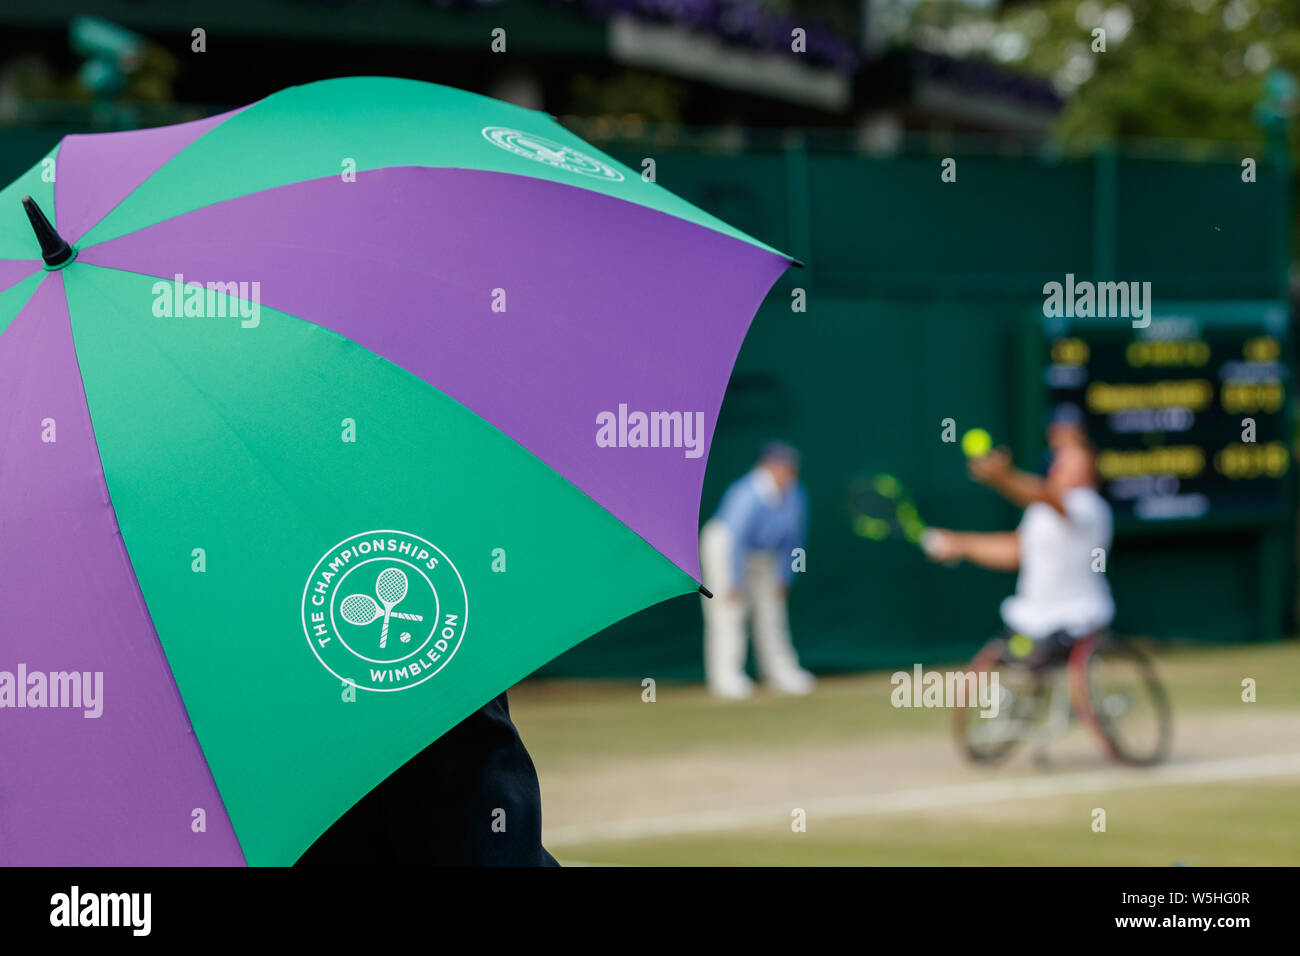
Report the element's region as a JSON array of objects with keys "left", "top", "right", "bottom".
[
  {"left": 953, "top": 638, "right": 1044, "bottom": 765},
  {"left": 1068, "top": 633, "right": 1172, "bottom": 766}
]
